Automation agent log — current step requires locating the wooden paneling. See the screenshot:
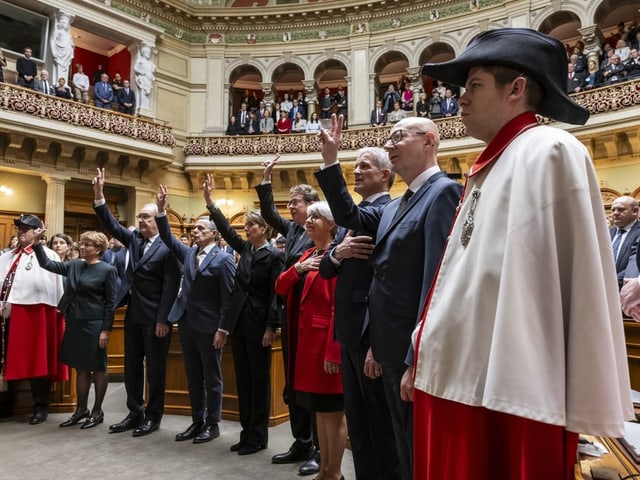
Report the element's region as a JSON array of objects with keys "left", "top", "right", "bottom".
[
  {"left": 106, "top": 307, "right": 126, "bottom": 377},
  {"left": 625, "top": 321, "right": 640, "bottom": 391}
]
